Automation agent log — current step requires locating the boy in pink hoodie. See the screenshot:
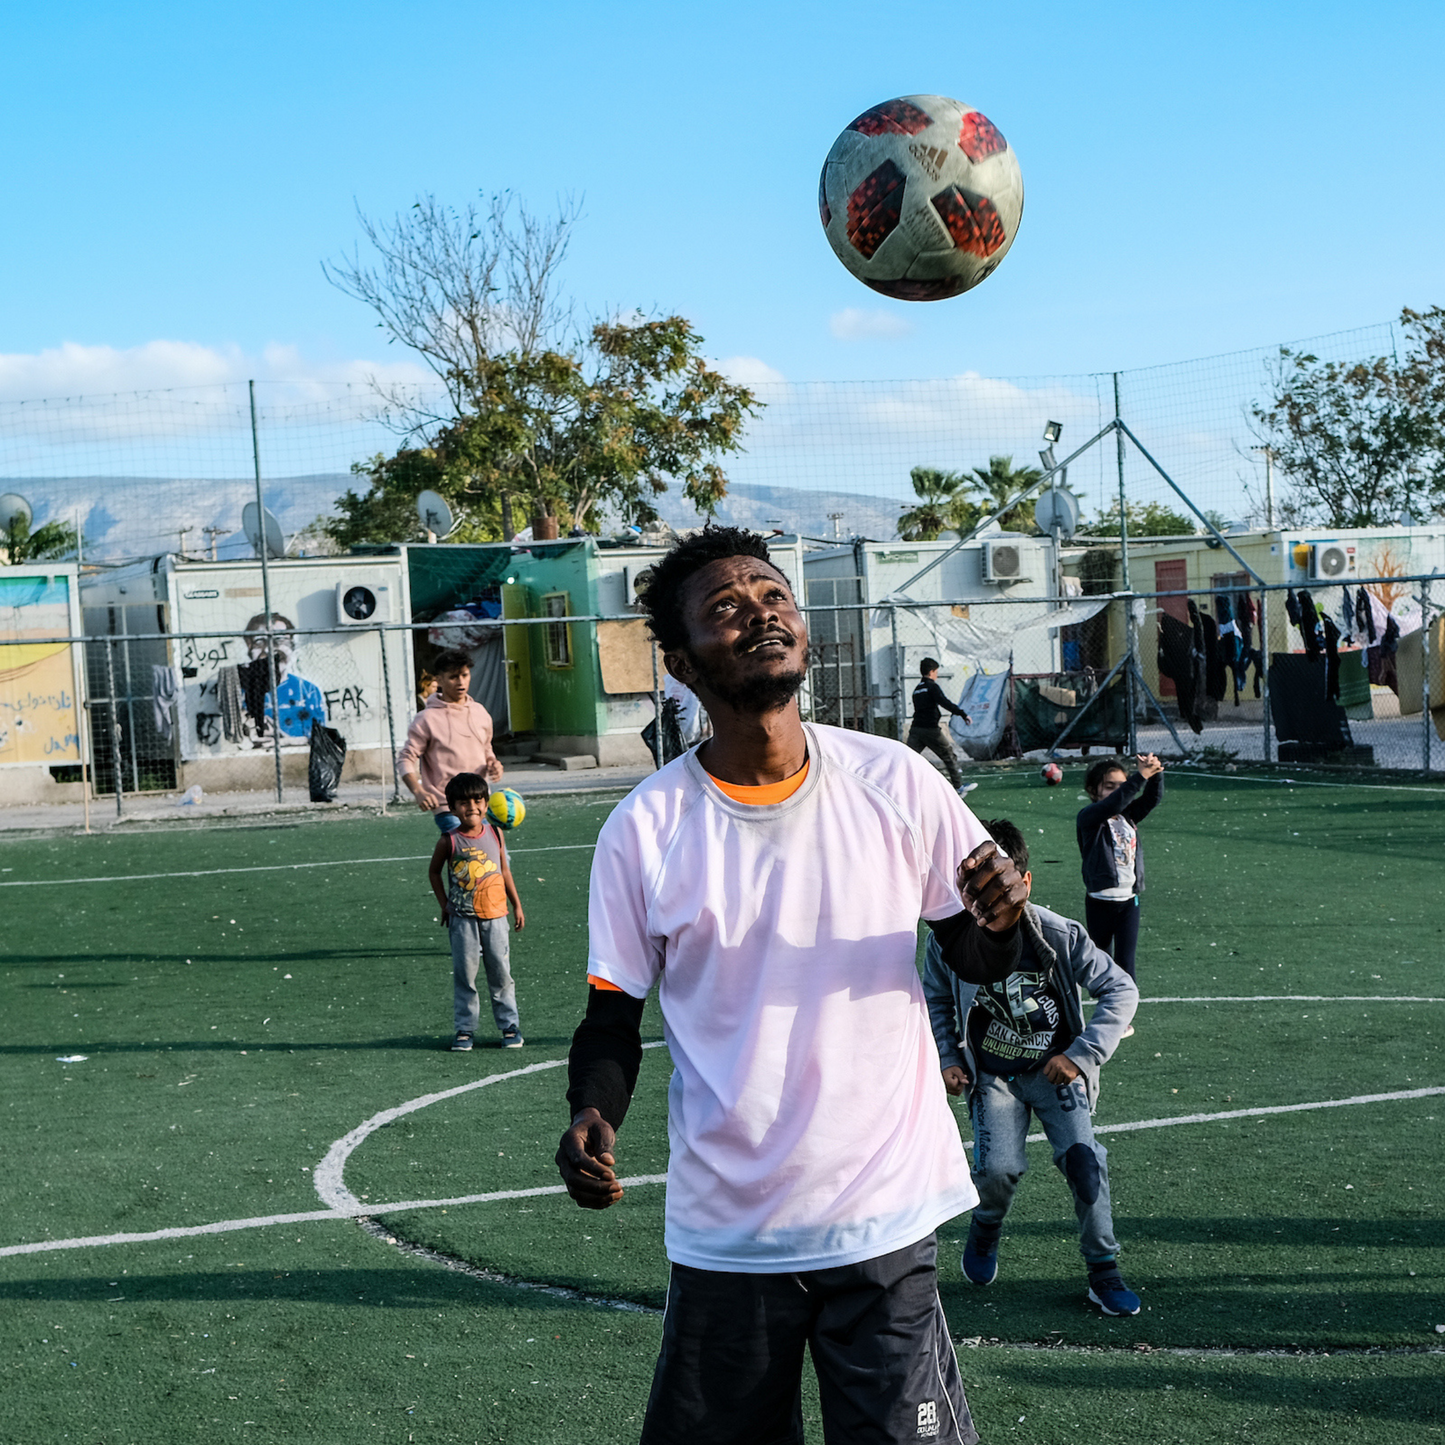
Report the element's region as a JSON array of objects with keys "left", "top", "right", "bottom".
[{"left": 398, "top": 650, "right": 504, "bottom": 816}]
